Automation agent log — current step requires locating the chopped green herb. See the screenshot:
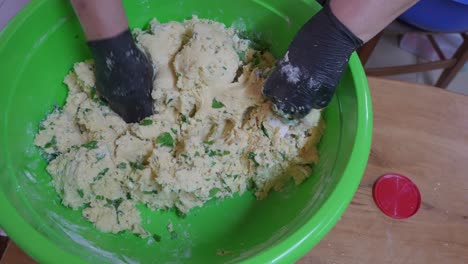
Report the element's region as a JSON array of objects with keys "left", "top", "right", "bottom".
[
  {"left": 203, "top": 140, "right": 215, "bottom": 145},
  {"left": 204, "top": 148, "right": 231, "bottom": 157},
  {"left": 209, "top": 188, "right": 221, "bottom": 197},
  {"left": 194, "top": 151, "right": 201, "bottom": 157},
  {"left": 279, "top": 151, "right": 287, "bottom": 161},
  {"left": 210, "top": 161, "right": 216, "bottom": 167},
  {"left": 157, "top": 132, "right": 174, "bottom": 148},
  {"left": 114, "top": 198, "right": 124, "bottom": 209},
  {"left": 248, "top": 152, "right": 259, "bottom": 166},
  {"left": 153, "top": 234, "right": 162, "bottom": 242},
  {"left": 118, "top": 162, "right": 127, "bottom": 169},
  {"left": 166, "top": 98, "right": 173, "bottom": 105},
  {"left": 261, "top": 122, "right": 270, "bottom": 138},
  {"left": 222, "top": 66, "right": 227, "bottom": 70},
  {"left": 126, "top": 193, "right": 132, "bottom": 199},
  {"left": 252, "top": 53, "right": 261, "bottom": 67},
  {"left": 176, "top": 72, "right": 182, "bottom": 78},
  {"left": 77, "top": 189, "right": 84, "bottom": 198},
  {"left": 143, "top": 190, "right": 158, "bottom": 195},
  {"left": 212, "top": 98, "right": 225, "bottom": 109},
  {"left": 171, "top": 128, "right": 178, "bottom": 135},
  {"left": 175, "top": 208, "right": 186, "bottom": 218},
  {"left": 90, "top": 87, "right": 96, "bottom": 99},
  {"left": 107, "top": 198, "right": 123, "bottom": 209},
  {"left": 41, "top": 149, "right": 55, "bottom": 160},
  {"left": 180, "top": 114, "right": 189, "bottom": 123},
  {"left": 94, "top": 168, "right": 109, "bottom": 181},
  {"left": 44, "top": 136, "right": 57, "bottom": 148},
  {"left": 84, "top": 108, "right": 91, "bottom": 113},
  {"left": 237, "top": 50, "right": 246, "bottom": 61},
  {"left": 129, "top": 162, "right": 145, "bottom": 170},
  {"left": 140, "top": 119, "right": 153, "bottom": 126},
  {"left": 96, "top": 153, "right": 106, "bottom": 161},
  {"left": 217, "top": 175, "right": 226, "bottom": 184},
  {"left": 181, "top": 153, "right": 189, "bottom": 159},
  {"left": 38, "top": 123, "right": 46, "bottom": 131},
  {"left": 95, "top": 97, "right": 108, "bottom": 106},
  {"left": 96, "top": 195, "right": 104, "bottom": 200},
  {"left": 248, "top": 178, "right": 257, "bottom": 191},
  {"left": 82, "top": 141, "right": 98, "bottom": 149}
]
